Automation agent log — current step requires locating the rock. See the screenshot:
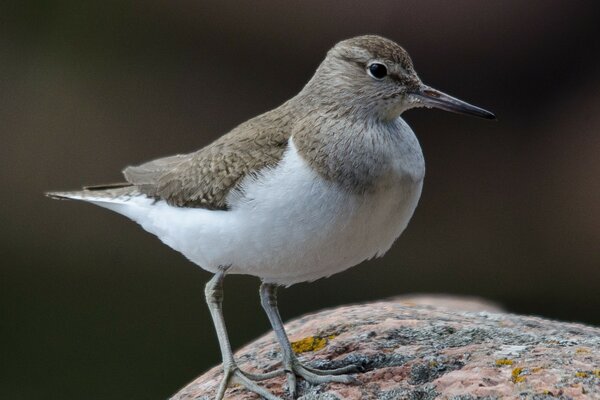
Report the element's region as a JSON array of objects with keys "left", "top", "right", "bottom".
[
  {"left": 392, "top": 294, "right": 504, "bottom": 313},
  {"left": 170, "top": 298, "right": 600, "bottom": 400}
]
